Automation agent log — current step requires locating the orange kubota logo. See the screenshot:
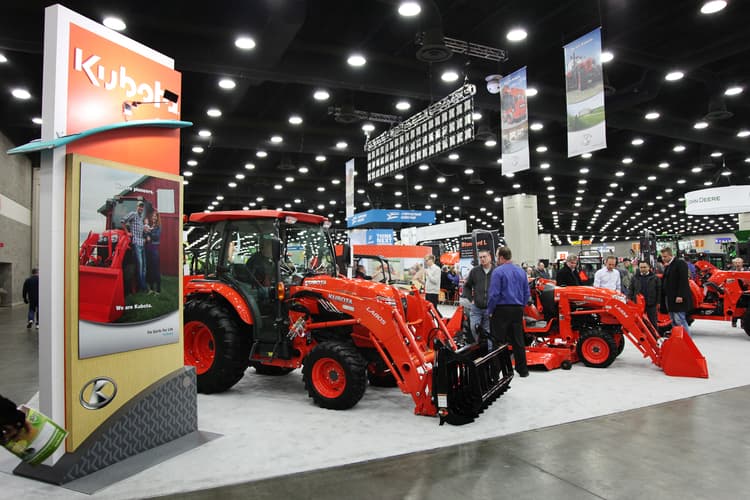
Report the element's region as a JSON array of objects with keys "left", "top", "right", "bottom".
[{"left": 73, "top": 47, "right": 178, "bottom": 115}]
